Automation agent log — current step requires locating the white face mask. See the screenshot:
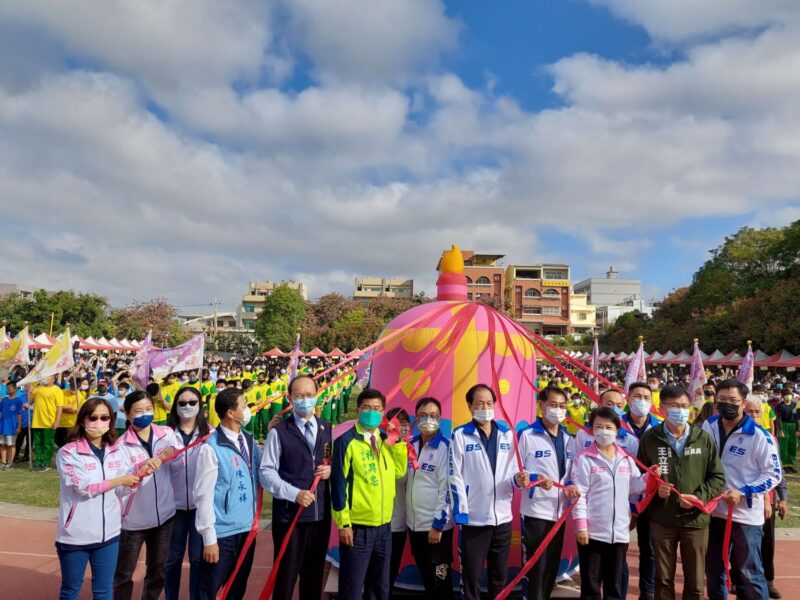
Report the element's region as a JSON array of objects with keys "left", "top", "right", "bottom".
[
  {"left": 630, "top": 399, "right": 652, "bottom": 417},
  {"left": 473, "top": 408, "right": 494, "bottom": 424},
  {"left": 85, "top": 424, "right": 109, "bottom": 438},
  {"left": 594, "top": 429, "right": 617, "bottom": 447},
  {"left": 177, "top": 403, "right": 200, "bottom": 419},
  {"left": 239, "top": 406, "right": 252, "bottom": 426},
  {"left": 545, "top": 407, "right": 567, "bottom": 424}
]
